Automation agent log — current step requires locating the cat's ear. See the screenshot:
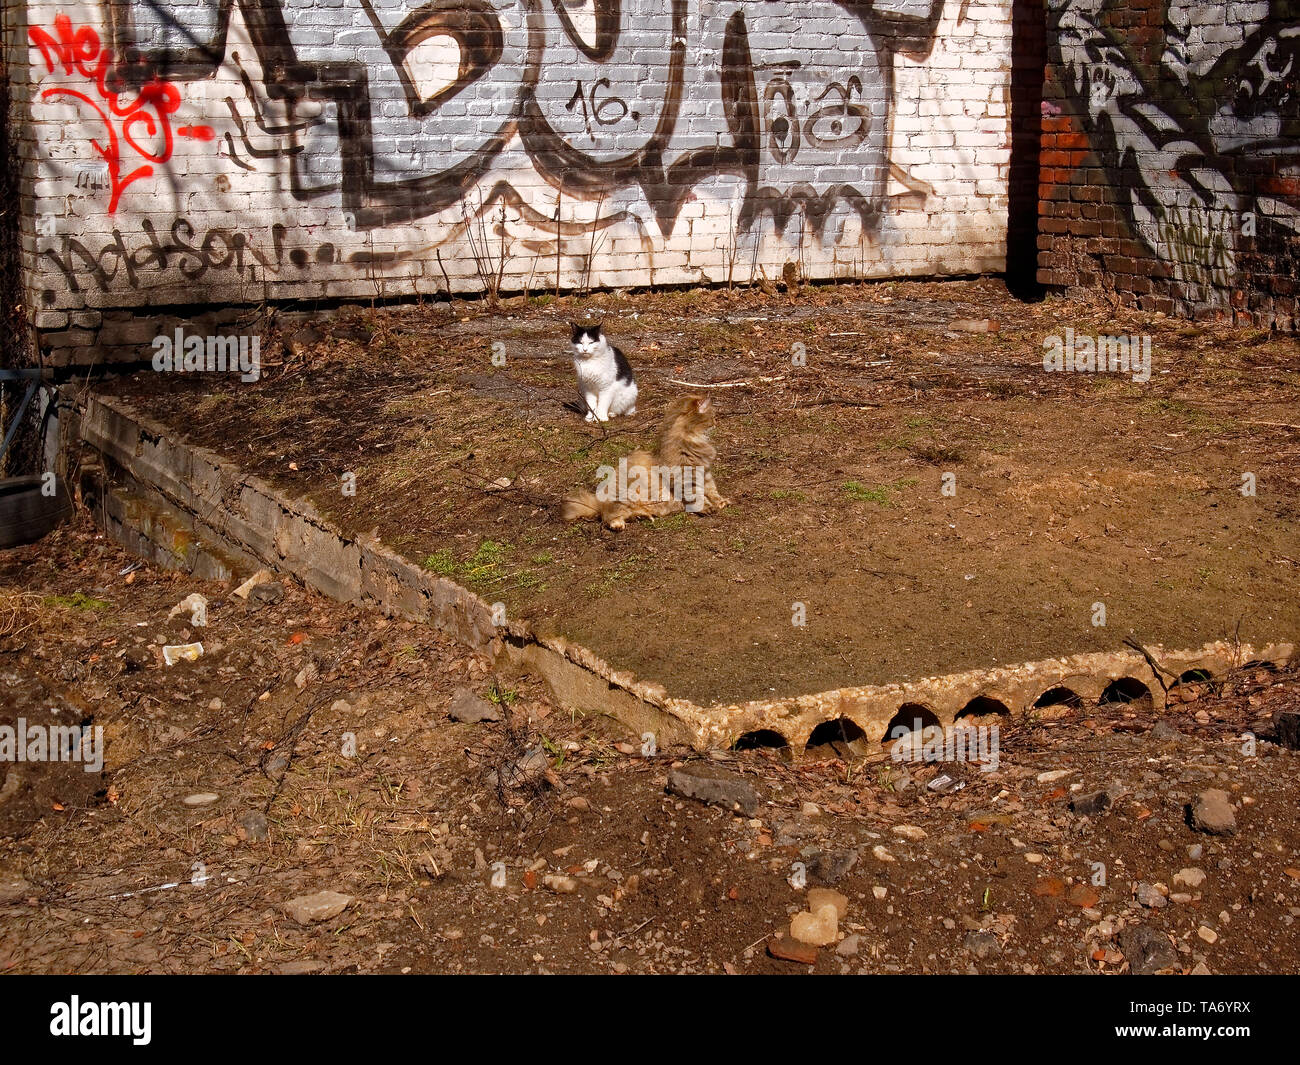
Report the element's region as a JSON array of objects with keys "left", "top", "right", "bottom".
[{"left": 695, "top": 396, "right": 711, "bottom": 414}]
